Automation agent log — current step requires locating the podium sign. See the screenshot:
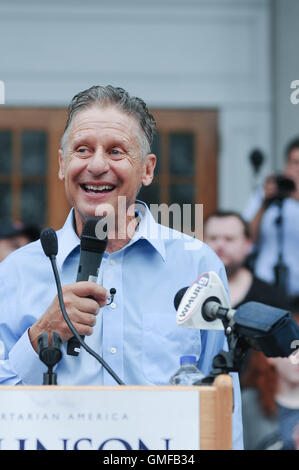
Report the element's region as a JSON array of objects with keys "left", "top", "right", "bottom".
[{"left": 0, "top": 386, "right": 200, "bottom": 450}]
